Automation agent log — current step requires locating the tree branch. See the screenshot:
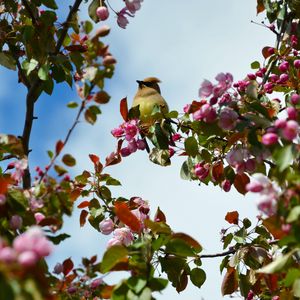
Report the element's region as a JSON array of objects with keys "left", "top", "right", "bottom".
[
  {"left": 21, "top": 0, "right": 84, "bottom": 189},
  {"left": 55, "top": 0, "right": 83, "bottom": 54},
  {"left": 200, "top": 248, "right": 235, "bottom": 259}
]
